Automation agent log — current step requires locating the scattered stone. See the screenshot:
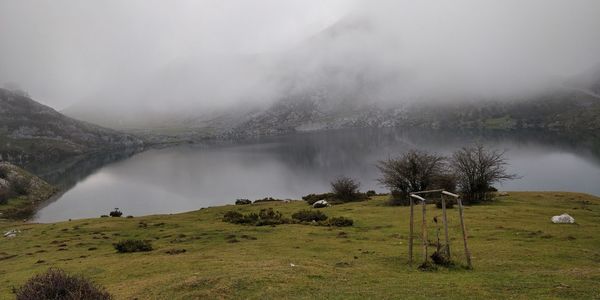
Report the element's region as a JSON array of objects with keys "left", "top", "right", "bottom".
[
  {"left": 312, "top": 200, "right": 330, "bottom": 208},
  {"left": 551, "top": 213, "right": 575, "bottom": 224},
  {"left": 498, "top": 192, "right": 509, "bottom": 196}
]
